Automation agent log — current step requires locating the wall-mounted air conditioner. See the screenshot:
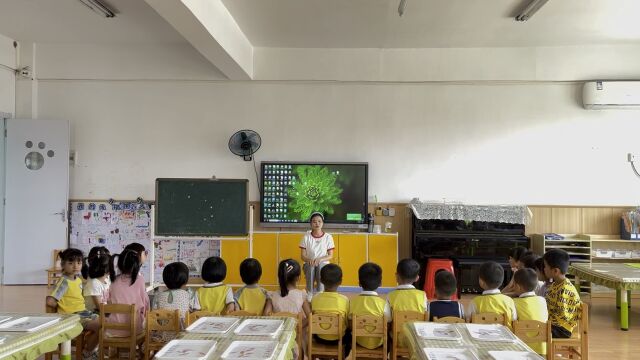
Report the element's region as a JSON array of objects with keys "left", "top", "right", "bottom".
[{"left": 583, "top": 81, "right": 640, "bottom": 109}]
